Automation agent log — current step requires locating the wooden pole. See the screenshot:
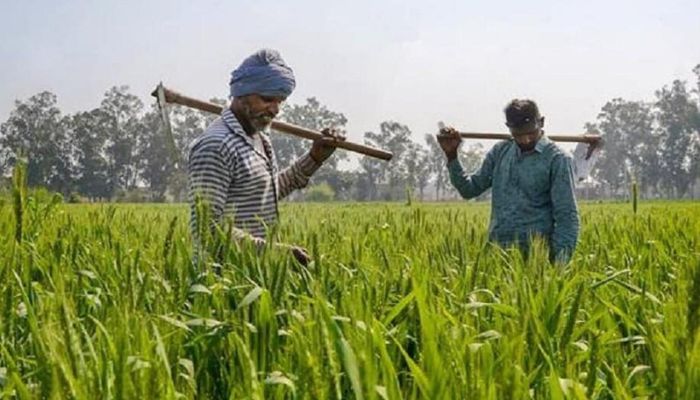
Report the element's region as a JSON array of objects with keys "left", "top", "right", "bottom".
[
  {"left": 152, "top": 84, "right": 393, "bottom": 161},
  {"left": 442, "top": 131, "right": 601, "bottom": 144}
]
